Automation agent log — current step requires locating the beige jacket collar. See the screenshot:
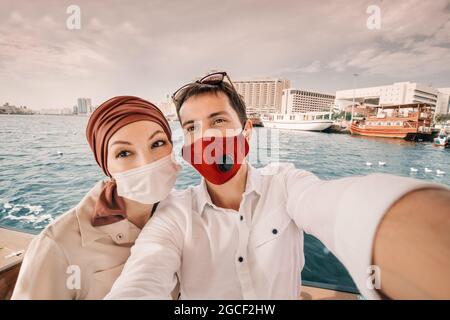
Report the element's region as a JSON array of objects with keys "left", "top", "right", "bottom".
[{"left": 75, "top": 180, "right": 140, "bottom": 247}]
